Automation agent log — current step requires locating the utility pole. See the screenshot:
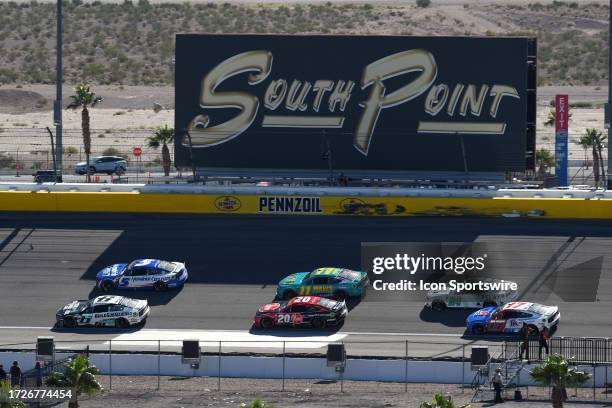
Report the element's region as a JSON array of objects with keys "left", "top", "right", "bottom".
[
  {"left": 54, "top": 0, "right": 63, "bottom": 181},
  {"left": 608, "top": 0, "right": 612, "bottom": 188}
]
